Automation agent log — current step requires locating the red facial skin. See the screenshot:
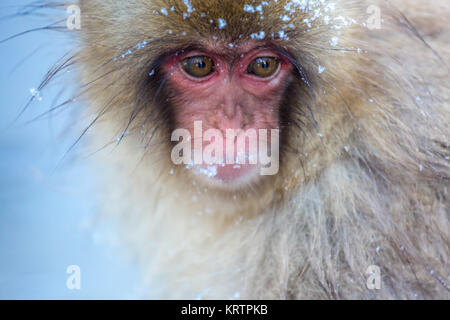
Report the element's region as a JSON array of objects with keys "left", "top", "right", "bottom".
[{"left": 163, "top": 44, "right": 294, "bottom": 185}]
